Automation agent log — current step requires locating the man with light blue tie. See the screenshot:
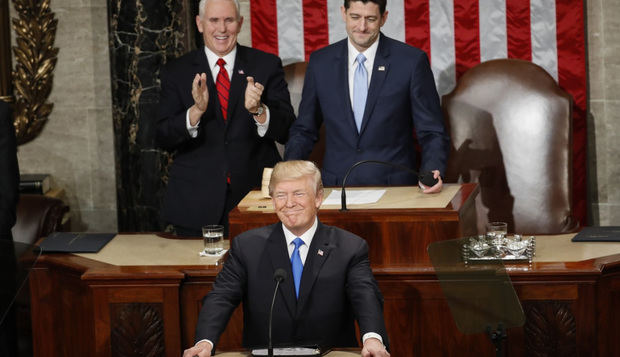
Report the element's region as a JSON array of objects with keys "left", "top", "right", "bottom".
[
  {"left": 284, "top": 0, "right": 449, "bottom": 193},
  {"left": 184, "top": 160, "right": 389, "bottom": 357}
]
